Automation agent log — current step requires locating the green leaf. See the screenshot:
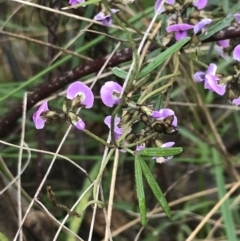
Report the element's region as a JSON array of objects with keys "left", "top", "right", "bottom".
[
  {"left": 139, "top": 156, "right": 171, "bottom": 217},
  {"left": 112, "top": 67, "right": 128, "bottom": 79},
  {"left": 134, "top": 156, "right": 147, "bottom": 226},
  {"left": 138, "top": 147, "right": 183, "bottom": 157},
  {"left": 199, "top": 15, "right": 234, "bottom": 41},
  {"left": 0, "top": 232, "right": 9, "bottom": 241},
  {"left": 137, "top": 37, "right": 190, "bottom": 79}
]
